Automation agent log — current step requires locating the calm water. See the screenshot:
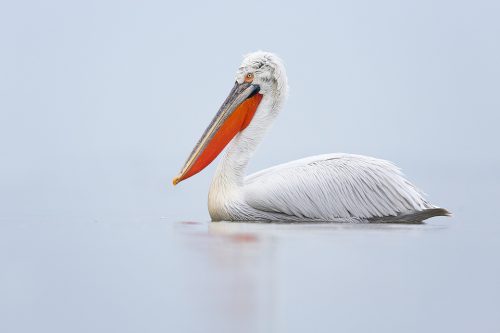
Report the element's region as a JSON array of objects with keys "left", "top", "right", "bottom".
[{"left": 1, "top": 213, "right": 499, "bottom": 333}]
